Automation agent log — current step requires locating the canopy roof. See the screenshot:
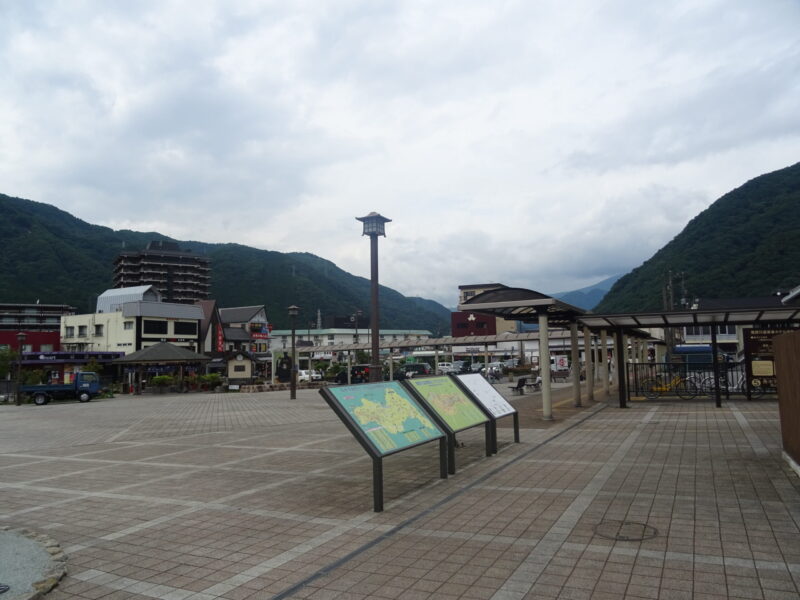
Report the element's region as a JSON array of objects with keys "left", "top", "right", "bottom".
[
  {"left": 458, "top": 287, "right": 585, "bottom": 327},
  {"left": 579, "top": 305, "right": 800, "bottom": 330},
  {"left": 113, "top": 342, "right": 210, "bottom": 364}
]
